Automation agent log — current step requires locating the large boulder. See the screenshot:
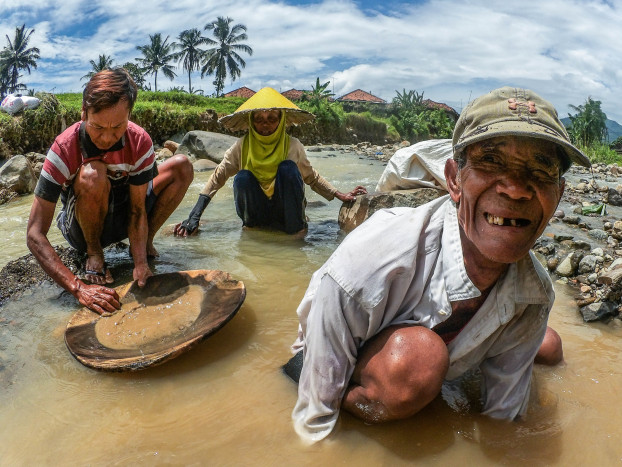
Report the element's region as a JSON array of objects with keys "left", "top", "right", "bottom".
[
  {"left": 338, "top": 188, "right": 446, "bottom": 233},
  {"left": 0, "top": 154, "right": 37, "bottom": 194},
  {"left": 176, "top": 131, "right": 238, "bottom": 163}
]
